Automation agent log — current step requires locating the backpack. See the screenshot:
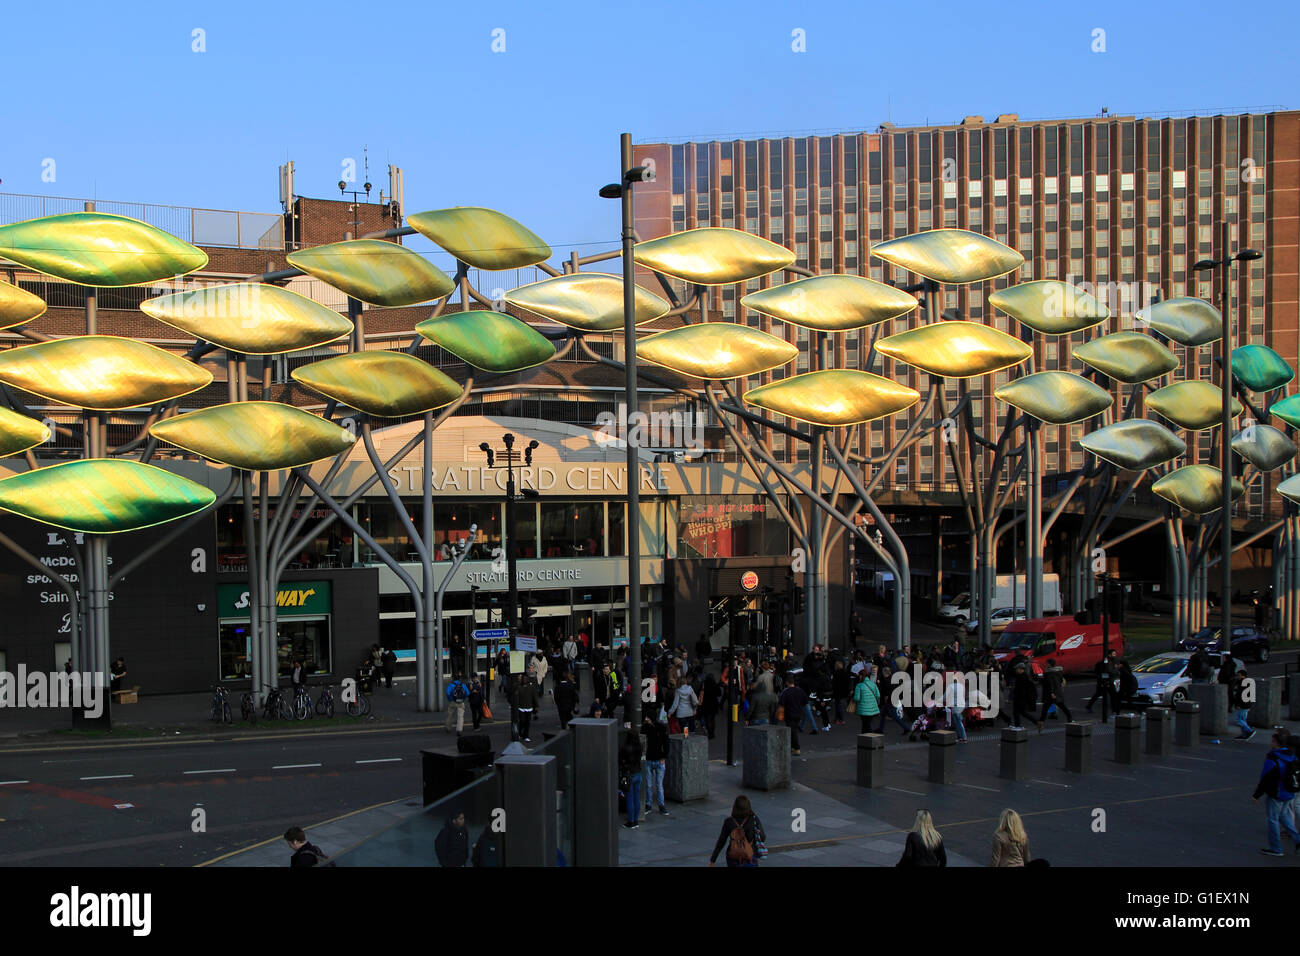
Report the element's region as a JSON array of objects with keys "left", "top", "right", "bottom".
[
  {"left": 1281, "top": 752, "right": 1300, "bottom": 796},
  {"left": 446, "top": 681, "right": 466, "bottom": 703},
  {"left": 726, "top": 817, "right": 754, "bottom": 864},
  {"left": 302, "top": 843, "right": 337, "bottom": 867}
]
